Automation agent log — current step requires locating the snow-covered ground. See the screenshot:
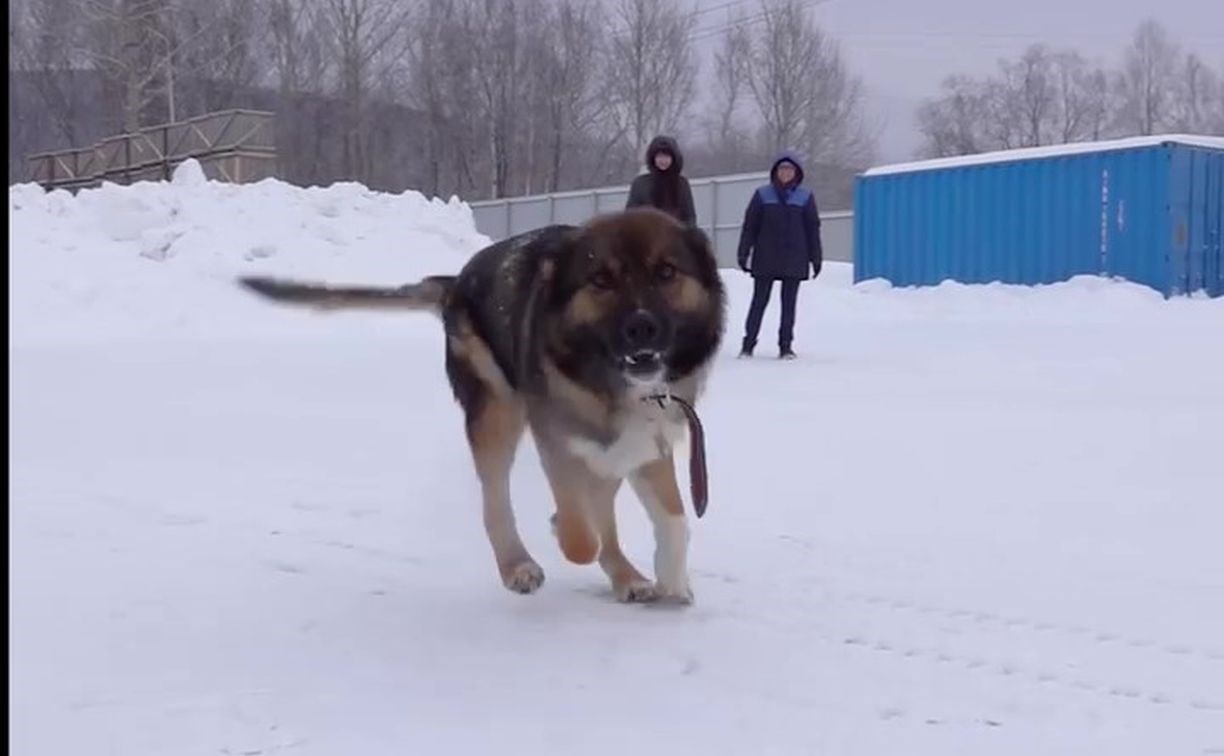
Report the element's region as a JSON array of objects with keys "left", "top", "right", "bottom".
[{"left": 10, "top": 167, "right": 1224, "bottom": 755}]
